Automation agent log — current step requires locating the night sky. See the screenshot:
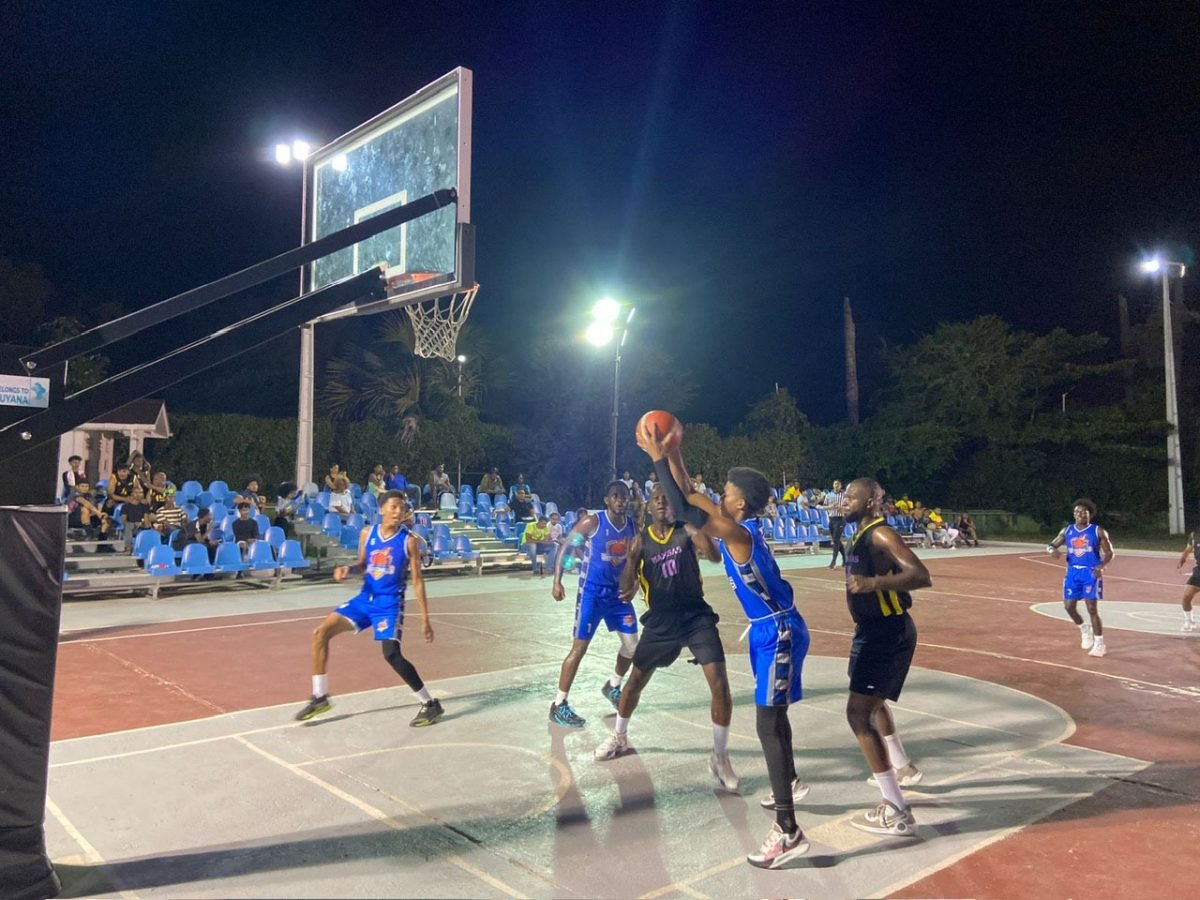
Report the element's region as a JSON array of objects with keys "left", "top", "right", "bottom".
[{"left": 2, "top": 0, "right": 1198, "bottom": 426}]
